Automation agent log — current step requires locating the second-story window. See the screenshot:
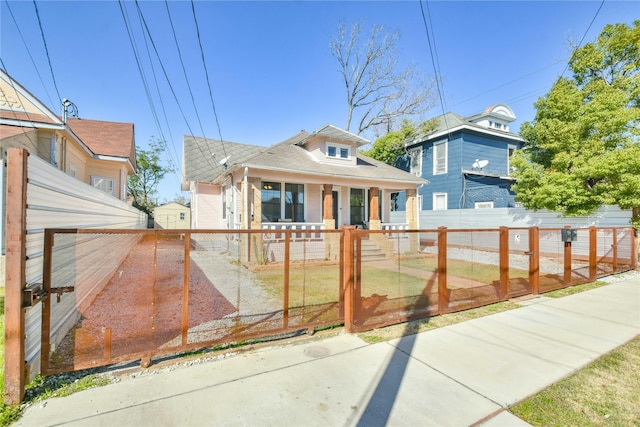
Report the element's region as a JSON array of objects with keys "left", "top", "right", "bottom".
[
  {"left": 327, "top": 143, "right": 350, "bottom": 159},
  {"left": 409, "top": 147, "right": 422, "bottom": 176},
  {"left": 433, "top": 140, "right": 447, "bottom": 175}
]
